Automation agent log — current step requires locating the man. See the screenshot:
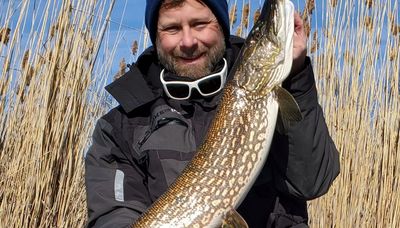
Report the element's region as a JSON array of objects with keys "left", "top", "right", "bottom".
[{"left": 85, "top": 0, "right": 340, "bottom": 227}]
